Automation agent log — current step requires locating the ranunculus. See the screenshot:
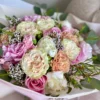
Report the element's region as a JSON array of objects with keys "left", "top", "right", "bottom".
[
  {"left": 37, "top": 36, "right": 57, "bottom": 57},
  {"left": 25, "top": 76, "right": 47, "bottom": 94},
  {"left": 72, "top": 41, "right": 92, "bottom": 65},
  {"left": 21, "top": 48, "right": 49, "bottom": 79},
  {"left": 37, "top": 17, "right": 55, "bottom": 31},
  {"left": 45, "top": 71, "right": 67, "bottom": 96},
  {"left": 22, "top": 15, "right": 41, "bottom": 22},
  {"left": 2, "top": 43, "right": 26, "bottom": 64},
  {"left": 61, "top": 39, "right": 80, "bottom": 60},
  {"left": 16, "top": 21, "right": 40, "bottom": 36},
  {"left": 51, "top": 50, "right": 70, "bottom": 73},
  {"left": 43, "top": 27, "right": 61, "bottom": 36}
]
